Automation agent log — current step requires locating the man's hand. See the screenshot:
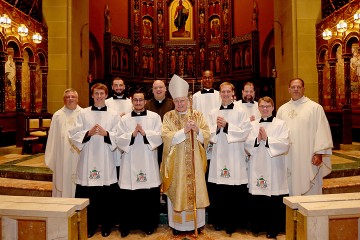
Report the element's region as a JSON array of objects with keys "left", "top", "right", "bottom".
[
  {"left": 90, "top": 124, "right": 106, "bottom": 136},
  {"left": 312, "top": 154, "right": 323, "bottom": 166},
  {"left": 216, "top": 116, "right": 227, "bottom": 128}
]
